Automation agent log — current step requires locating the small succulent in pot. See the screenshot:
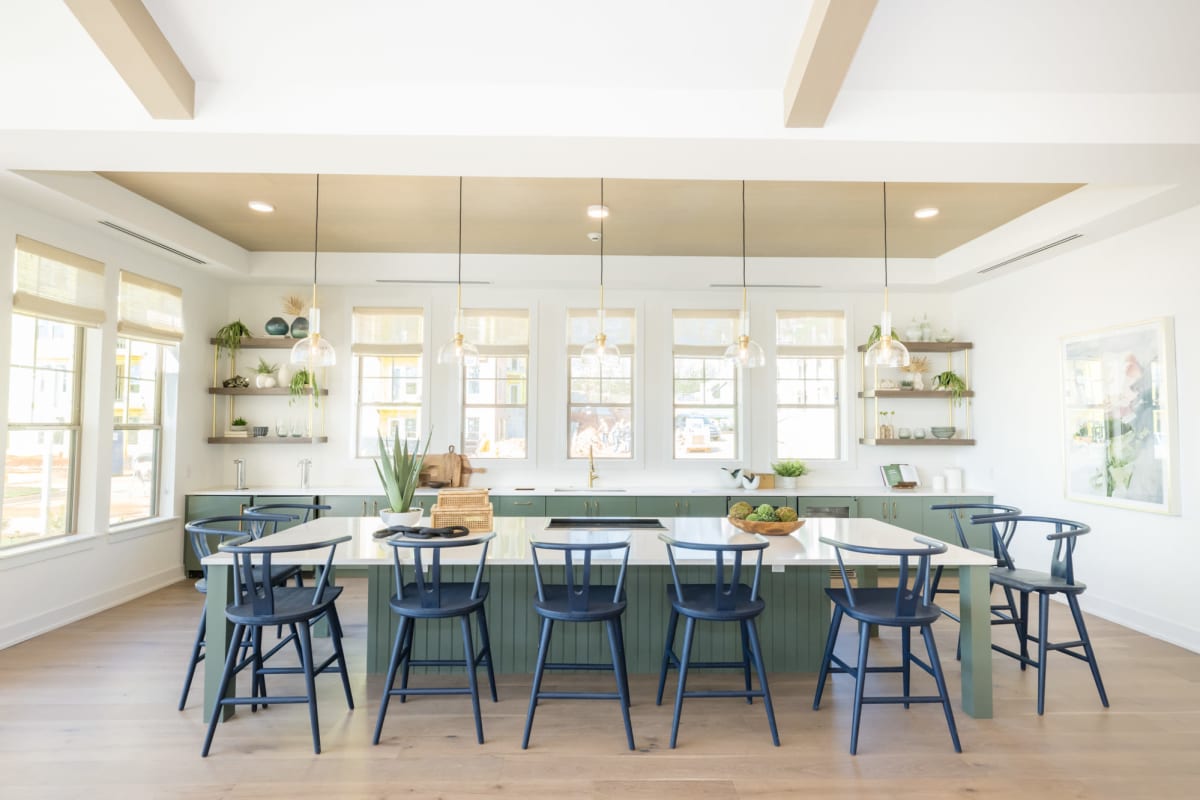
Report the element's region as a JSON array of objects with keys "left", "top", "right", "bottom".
[
  {"left": 230, "top": 416, "right": 247, "bottom": 431},
  {"left": 253, "top": 357, "right": 279, "bottom": 389}
]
